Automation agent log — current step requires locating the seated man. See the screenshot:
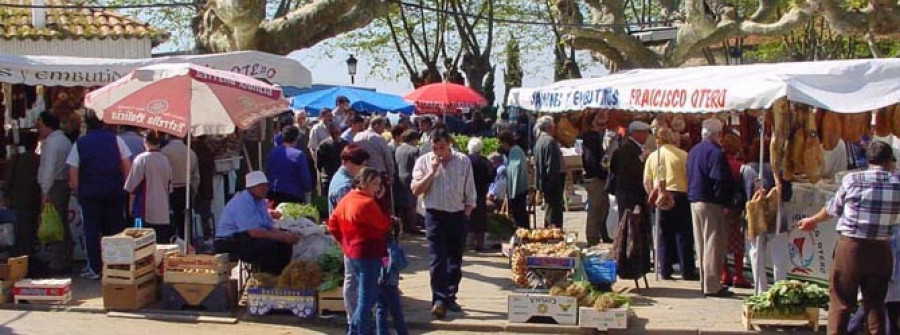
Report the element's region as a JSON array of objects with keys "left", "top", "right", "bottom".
[{"left": 215, "top": 171, "right": 300, "bottom": 274}]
